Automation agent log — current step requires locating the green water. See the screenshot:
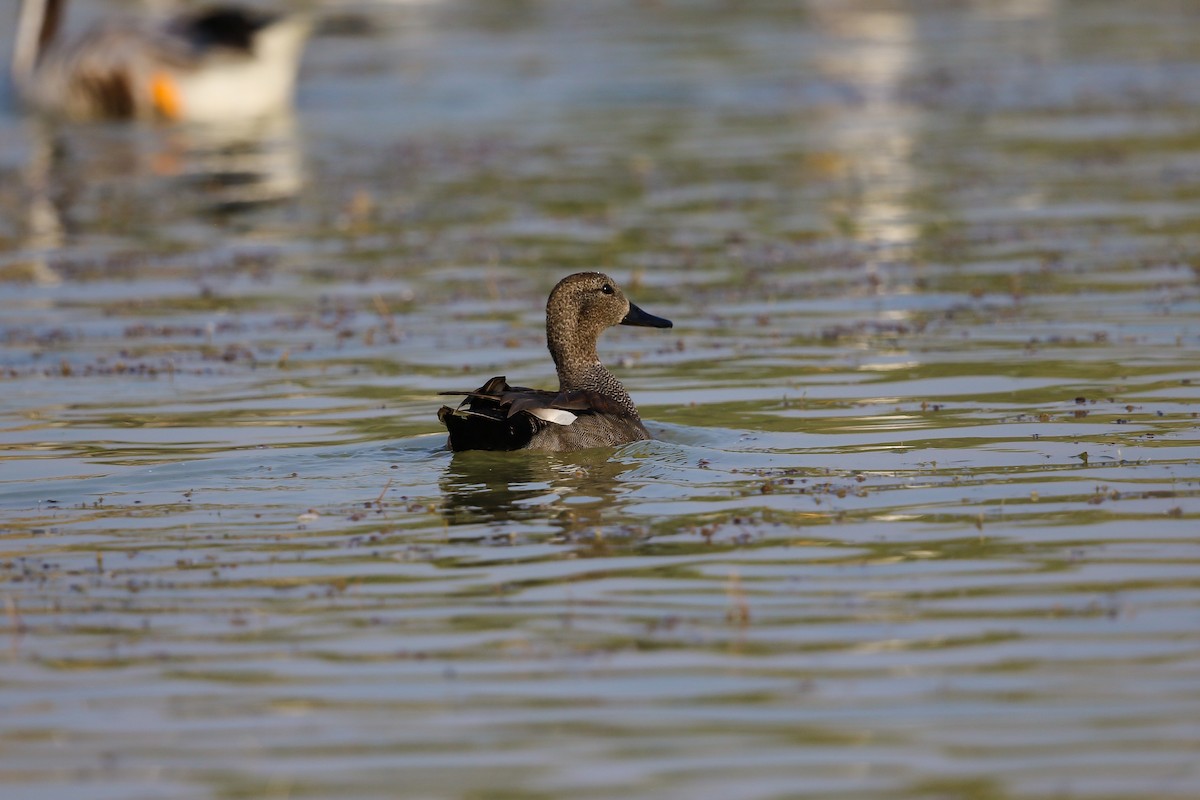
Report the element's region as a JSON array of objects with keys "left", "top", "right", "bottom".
[{"left": 1, "top": 1, "right": 1199, "bottom": 798}]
